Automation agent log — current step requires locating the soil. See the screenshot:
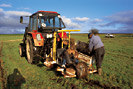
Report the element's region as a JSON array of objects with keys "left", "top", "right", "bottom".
[{"left": 83, "top": 80, "right": 121, "bottom": 89}]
